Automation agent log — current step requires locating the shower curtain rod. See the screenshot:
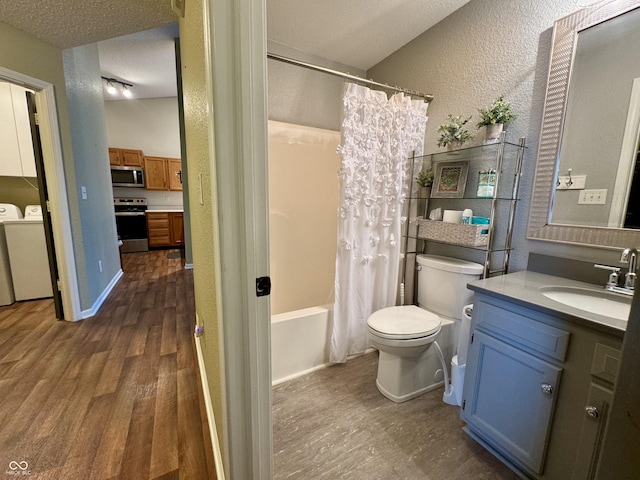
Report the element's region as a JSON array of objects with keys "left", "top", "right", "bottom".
[{"left": 267, "top": 52, "right": 434, "bottom": 103}]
